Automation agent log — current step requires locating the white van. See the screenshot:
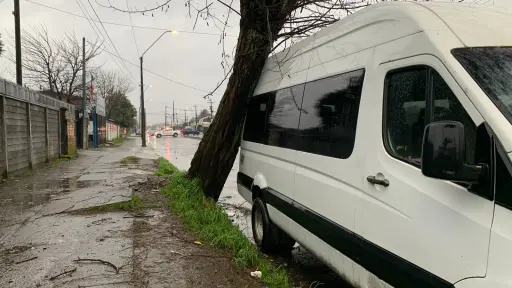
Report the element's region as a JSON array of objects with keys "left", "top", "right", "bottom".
[{"left": 237, "top": 2, "right": 512, "bottom": 288}]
